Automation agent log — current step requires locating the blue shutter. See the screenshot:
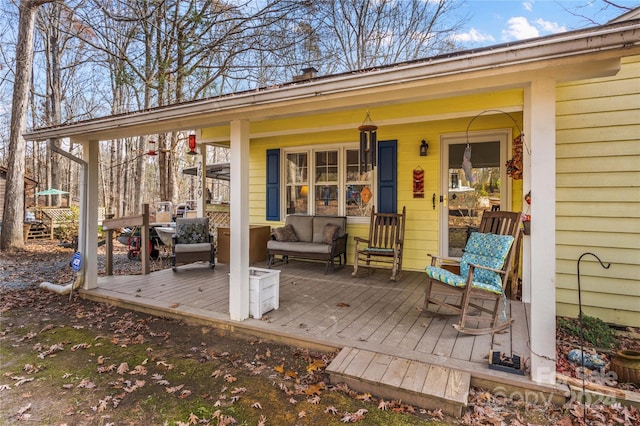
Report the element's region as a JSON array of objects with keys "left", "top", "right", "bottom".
[
  {"left": 377, "top": 140, "right": 397, "bottom": 214},
  {"left": 266, "top": 149, "right": 280, "bottom": 221}
]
